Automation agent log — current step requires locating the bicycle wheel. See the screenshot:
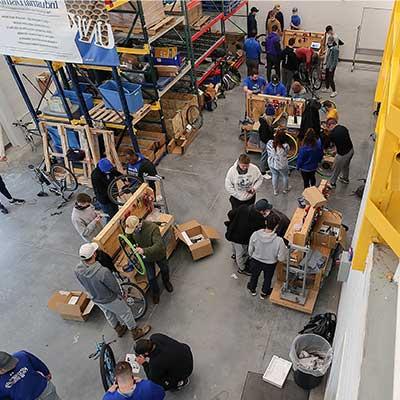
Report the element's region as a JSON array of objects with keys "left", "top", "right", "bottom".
[
  {"left": 311, "top": 67, "right": 322, "bottom": 90},
  {"left": 298, "top": 63, "right": 308, "bottom": 85},
  {"left": 285, "top": 133, "right": 299, "bottom": 162},
  {"left": 118, "top": 234, "right": 146, "bottom": 275},
  {"left": 50, "top": 164, "right": 78, "bottom": 192},
  {"left": 108, "top": 175, "right": 142, "bottom": 206},
  {"left": 317, "top": 159, "right": 334, "bottom": 178},
  {"left": 120, "top": 282, "right": 148, "bottom": 320},
  {"left": 99, "top": 343, "right": 116, "bottom": 391},
  {"left": 186, "top": 105, "right": 203, "bottom": 130}
]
